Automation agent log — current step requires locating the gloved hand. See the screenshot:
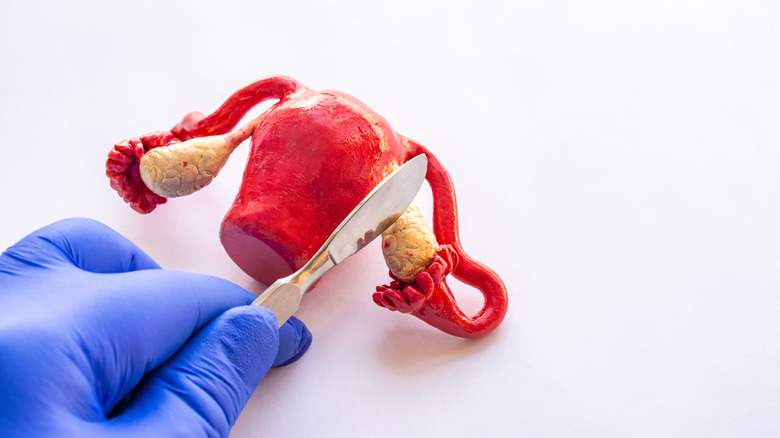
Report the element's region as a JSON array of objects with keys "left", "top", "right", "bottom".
[{"left": 0, "top": 218, "right": 312, "bottom": 437}]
